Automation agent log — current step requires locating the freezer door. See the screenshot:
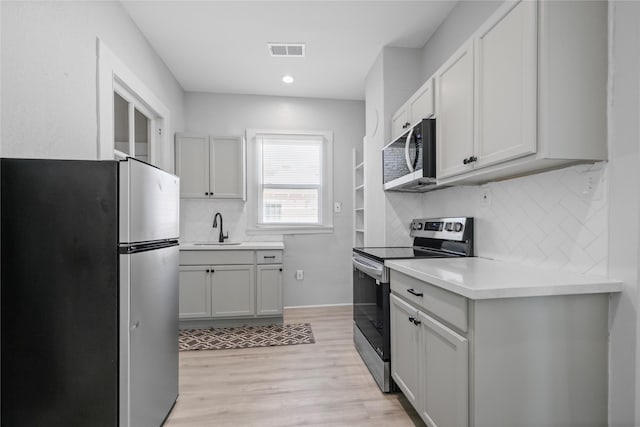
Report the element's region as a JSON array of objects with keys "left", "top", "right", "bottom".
[
  {"left": 120, "top": 158, "right": 180, "bottom": 243},
  {"left": 120, "top": 244, "right": 179, "bottom": 427}
]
